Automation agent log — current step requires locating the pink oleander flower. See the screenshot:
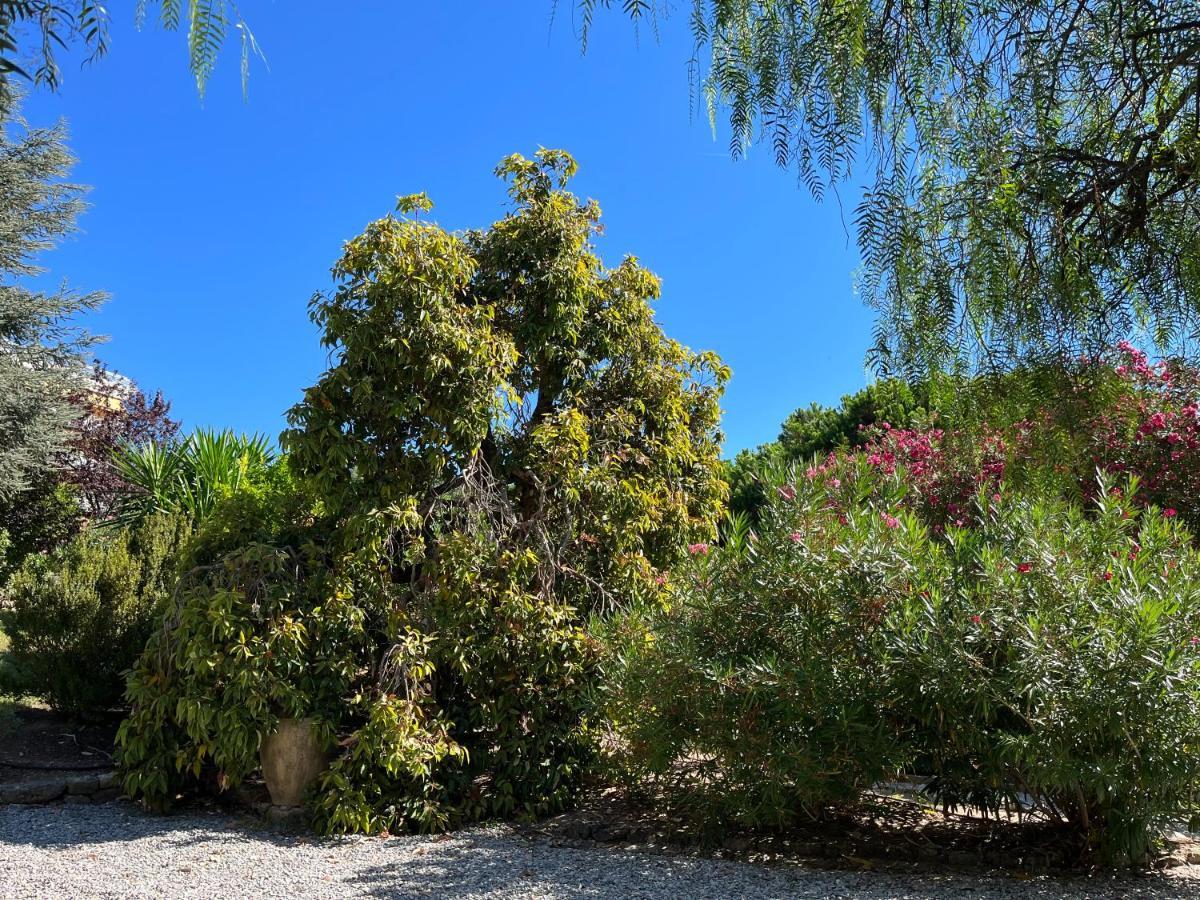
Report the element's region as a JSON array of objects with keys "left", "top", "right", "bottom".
[
  {"left": 788, "top": 531, "right": 803, "bottom": 543},
  {"left": 1103, "top": 570, "right": 1113, "bottom": 582},
  {"left": 1164, "top": 508, "right": 1178, "bottom": 518},
  {"left": 687, "top": 543, "right": 709, "bottom": 556},
  {"left": 1016, "top": 562, "right": 1032, "bottom": 573},
  {"left": 970, "top": 614, "right": 982, "bottom": 625},
  {"left": 777, "top": 484, "right": 796, "bottom": 501},
  {"left": 881, "top": 513, "right": 900, "bottom": 529}
]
